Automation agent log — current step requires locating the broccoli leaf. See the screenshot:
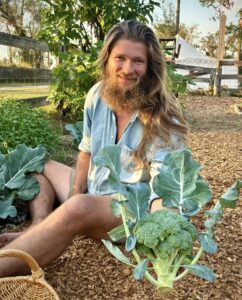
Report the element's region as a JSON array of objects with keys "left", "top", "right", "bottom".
[
  {"left": 204, "top": 202, "right": 223, "bottom": 235},
  {"left": 199, "top": 233, "right": 217, "bottom": 254},
  {"left": 102, "top": 239, "right": 133, "bottom": 266},
  {"left": 153, "top": 148, "right": 212, "bottom": 216},
  {"left": 126, "top": 184, "right": 150, "bottom": 221},
  {"left": 133, "top": 259, "right": 149, "bottom": 280},
  {"left": 0, "top": 144, "right": 47, "bottom": 219},
  {"left": 94, "top": 145, "right": 126, "bottom": 193},
  {"left": 219, "top": 180, "right": 242, "bottom": 208},
  {"left": 183, "top": 264, "right": 216, "bottom": 282},
  {"left": 65, "top": 121, "right": 83, "bottom": 145},
  {"left": 0, "top": 153, "right": 4, "bottom": 168},
  {"left": 108, "top": 224, "right": 126, "bottom": 242},
  {"left": 3, "top": 144, "right": 46, "bottom": 190},
  {"left": 125, "top": 236, "right": 137, "bottom": 252},
  {"left": 0, "top": 194, "right": 16, "bottom": 219},
  {"left": 110, "top": 199, "right": 122, "bottom": 217}
]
